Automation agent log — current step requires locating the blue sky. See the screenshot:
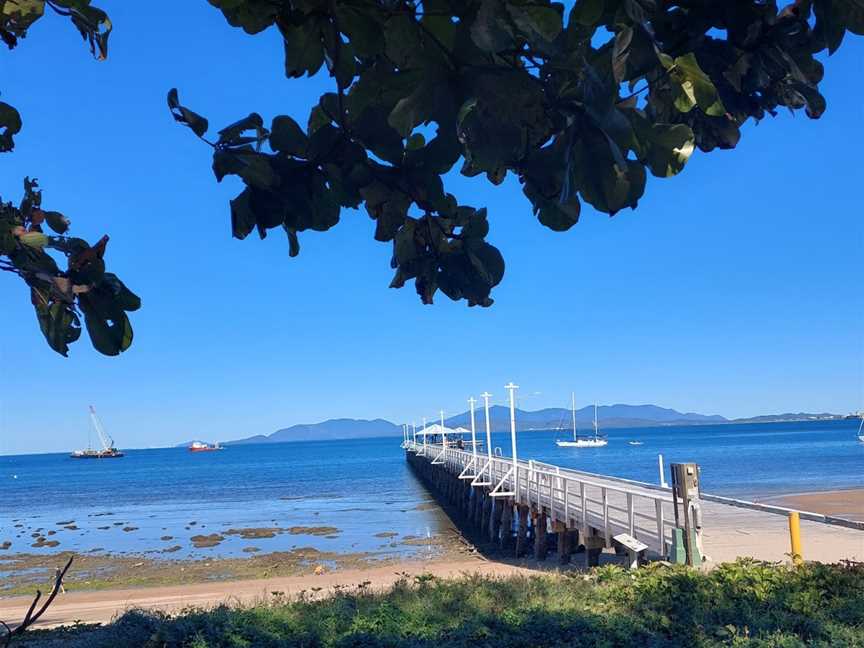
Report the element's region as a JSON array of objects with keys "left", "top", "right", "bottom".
[{"left": 1, "top": 4, "right": 861, "bottom": 454}]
